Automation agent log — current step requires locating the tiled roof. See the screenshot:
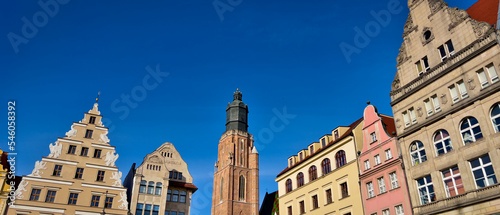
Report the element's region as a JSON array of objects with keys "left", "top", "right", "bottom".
[
  {"left": 276, "top": 117, "right": 363, "bottom": 178},
  {"left": 380, "top": 114, "right": 397, "bottom": 137},
  {"left": 259, "top": 191, "right": 278, "bottom": 215},
  {"left": 467, "top": 0, "right": 500, "bottom": 26},
  {"left": 169, "top": 181, "right": 198, "bottom": 192}
]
